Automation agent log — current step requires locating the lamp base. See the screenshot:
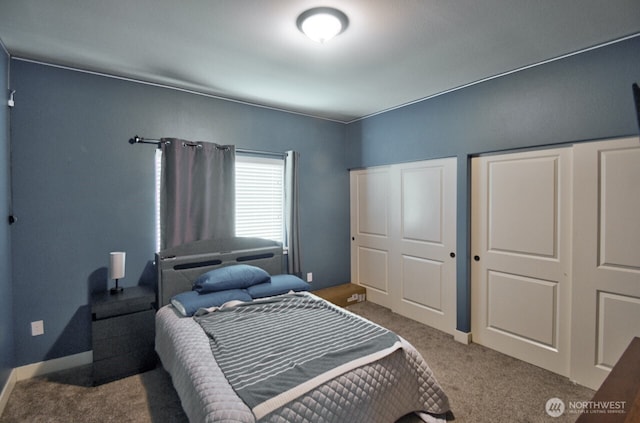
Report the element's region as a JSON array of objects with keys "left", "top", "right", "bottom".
[{"left": 110, "top": 278, "right": 123, "bottom": 294}]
